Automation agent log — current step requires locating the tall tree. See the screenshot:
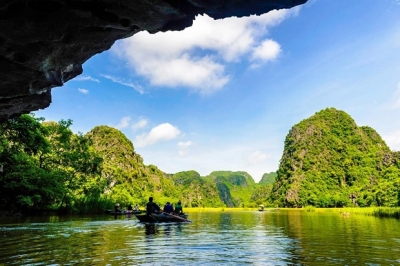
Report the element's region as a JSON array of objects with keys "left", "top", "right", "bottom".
[{"left": 0, "top": 115, "right": 54, "bottom": 210}]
